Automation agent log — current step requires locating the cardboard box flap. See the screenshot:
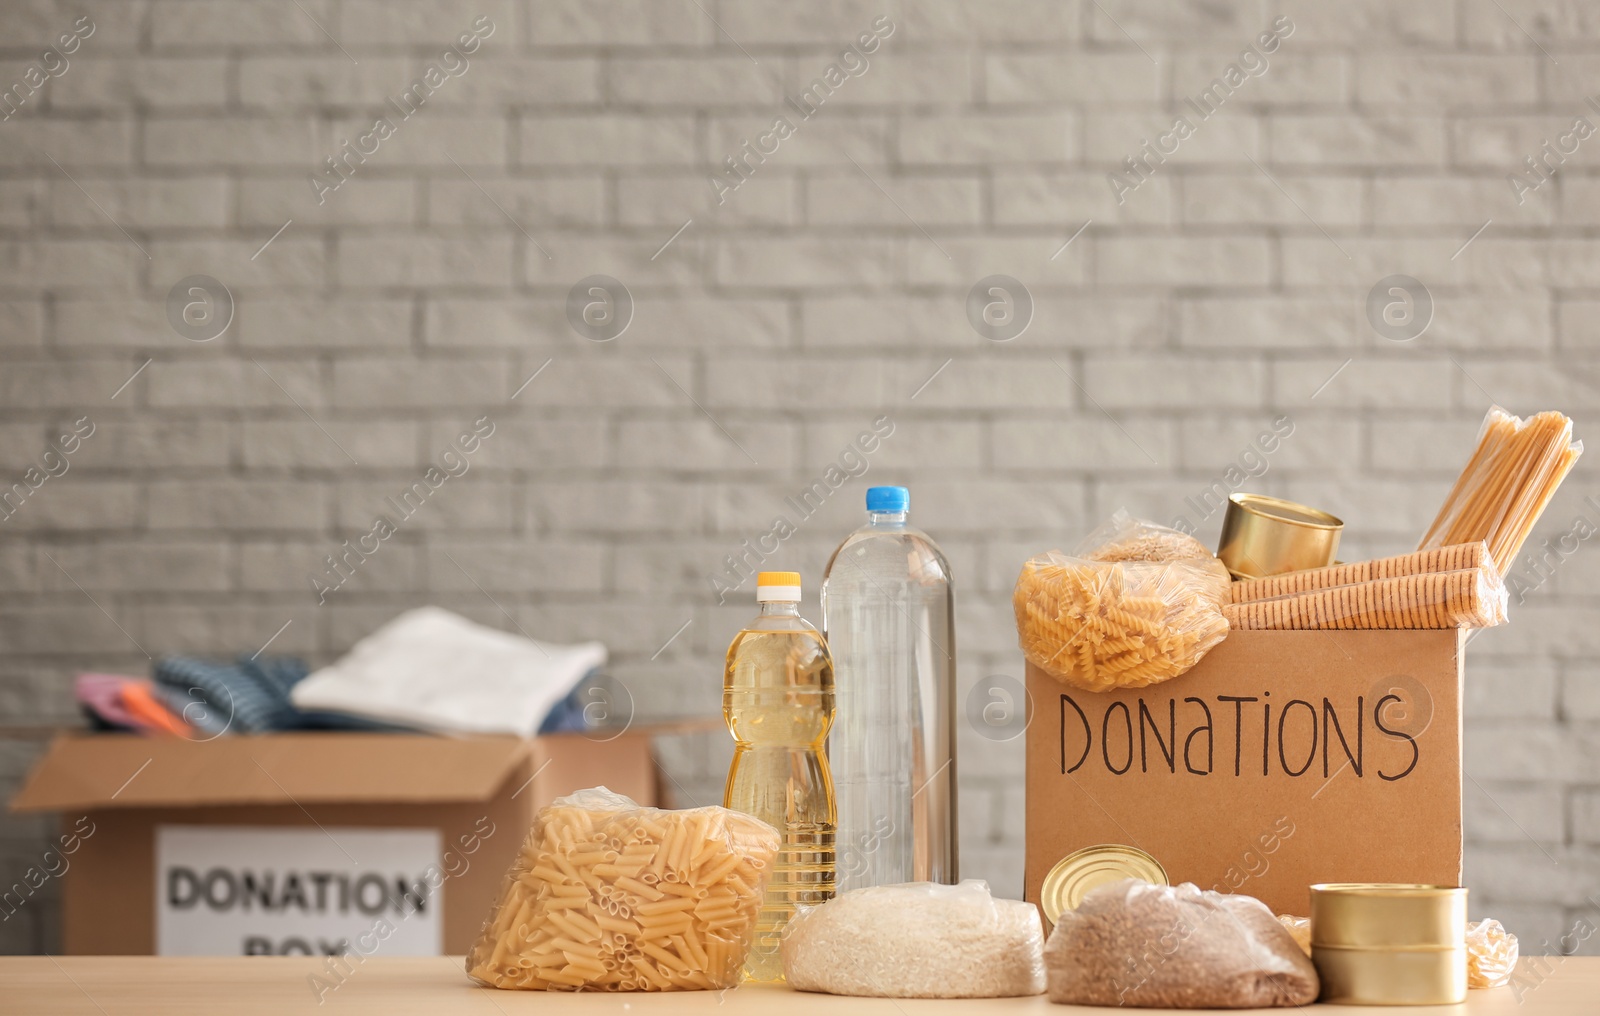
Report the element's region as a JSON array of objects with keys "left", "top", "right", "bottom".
[{"left": 10, "top": 733, "right": 532, "bottom": 812}]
